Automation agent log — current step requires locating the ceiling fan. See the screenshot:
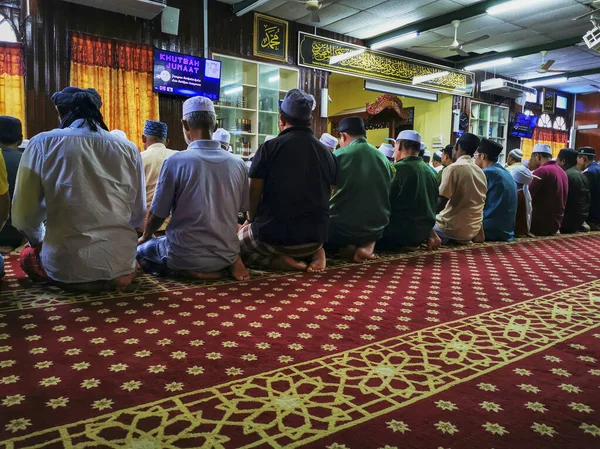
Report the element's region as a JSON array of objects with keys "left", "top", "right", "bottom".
[
  {"left": 293, "top": 0, "right": 327, "bottom": 23},
  {"left": 410, "top": 20, "right": 490, "bottom": 57},
  {"left": 536, "top": 50, "right": 565, "bottom": 74}
]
